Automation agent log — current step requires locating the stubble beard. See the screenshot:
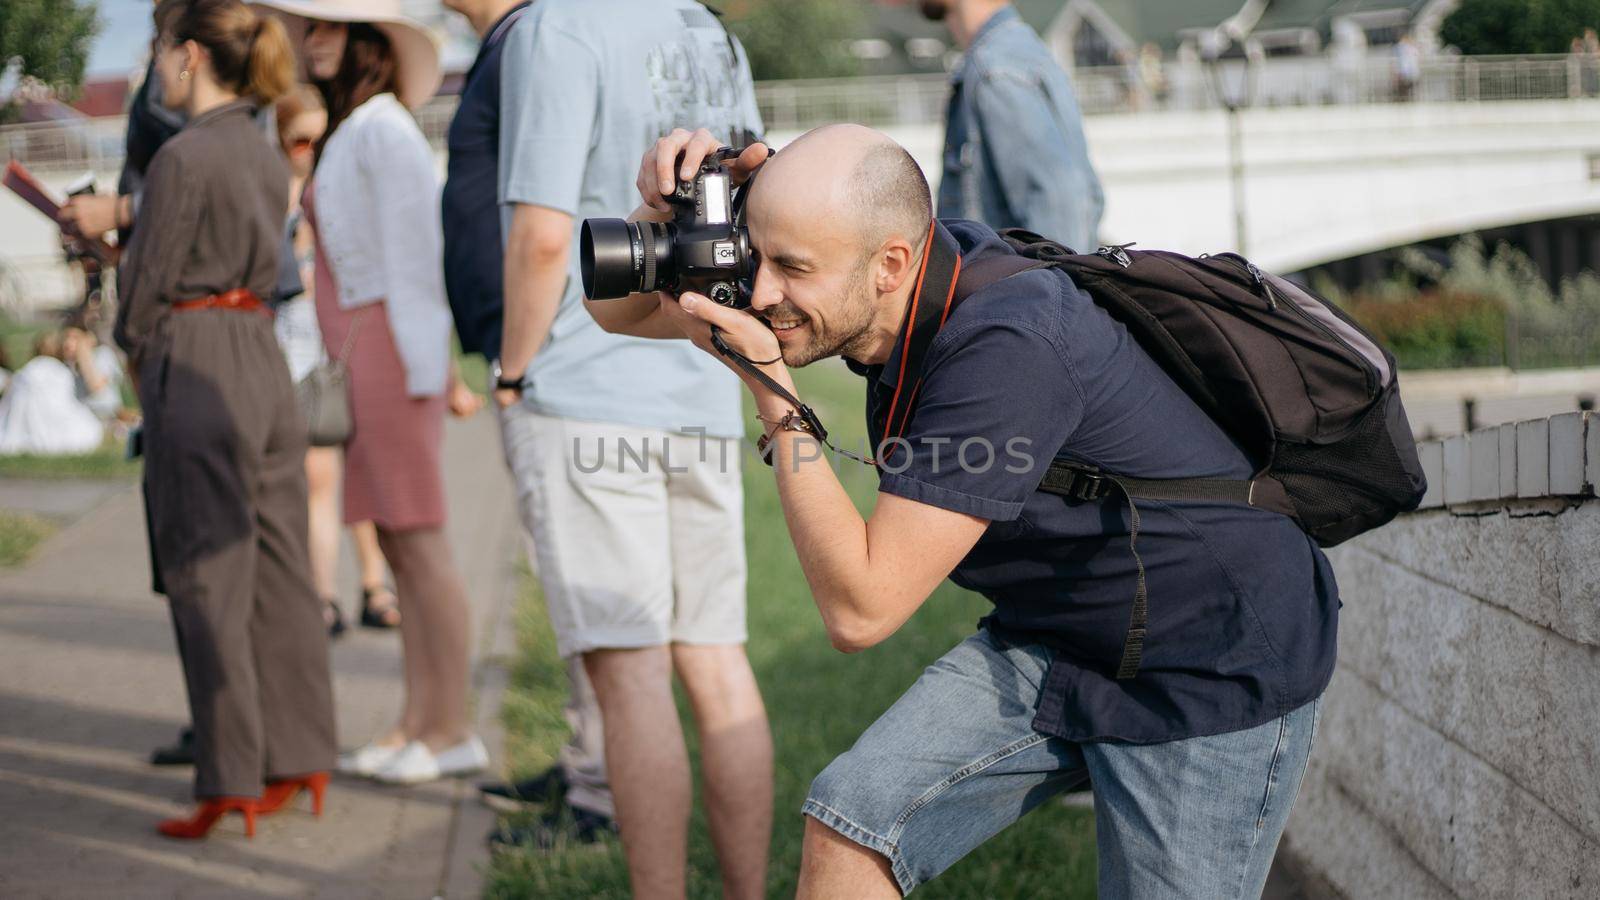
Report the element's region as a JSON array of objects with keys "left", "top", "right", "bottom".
[{"left": 782, "top": 263, "right": 876, "bottom": 368}]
